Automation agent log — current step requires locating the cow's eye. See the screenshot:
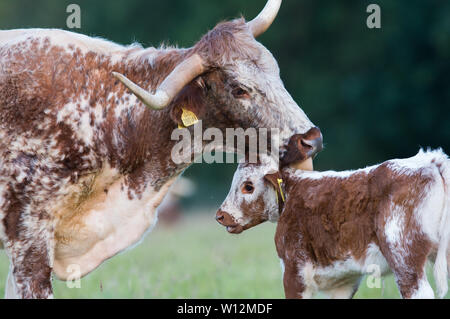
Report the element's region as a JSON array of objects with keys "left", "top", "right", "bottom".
[
  {"left": 232, "top": 87, "right": 250, "bottom": 98},
  {"left": 242, "top": 182, "right": 254, "bottom": 194}
]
